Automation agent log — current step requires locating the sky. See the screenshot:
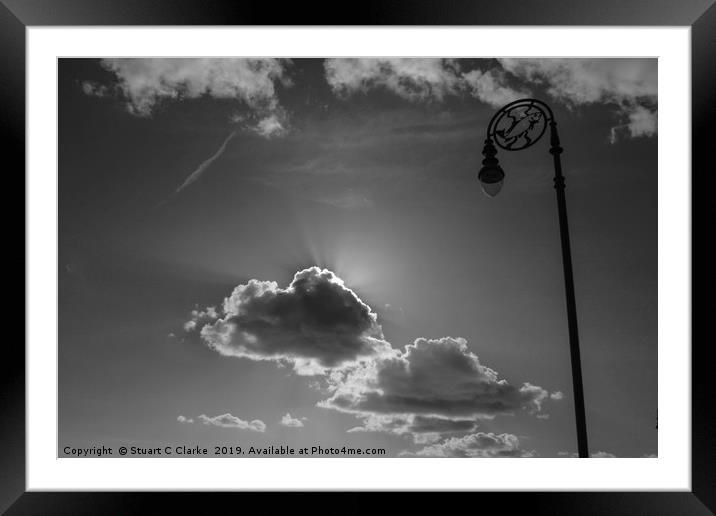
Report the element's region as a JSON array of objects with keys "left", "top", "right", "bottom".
[{"left": 59, "top": 58, "right": 657, "bottom": 458}]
